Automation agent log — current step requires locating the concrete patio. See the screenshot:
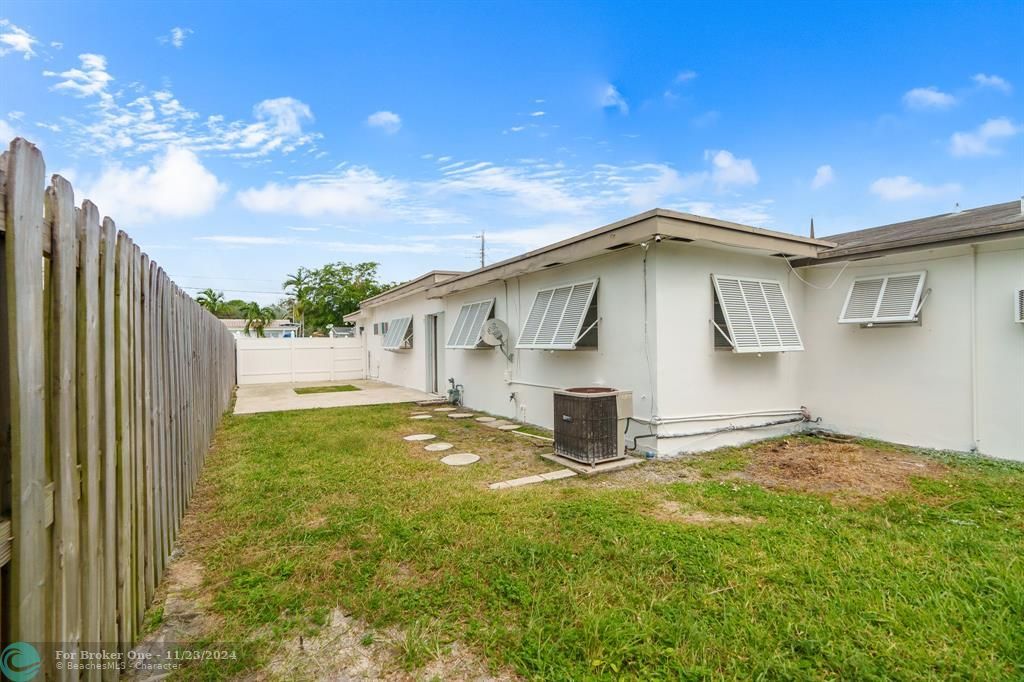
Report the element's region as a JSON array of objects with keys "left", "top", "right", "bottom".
[{"left": 233, "top": 379, "right": 436, "bottom": 415}]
